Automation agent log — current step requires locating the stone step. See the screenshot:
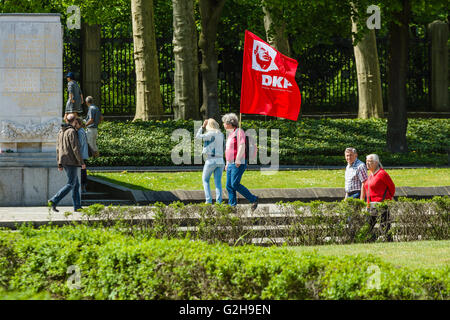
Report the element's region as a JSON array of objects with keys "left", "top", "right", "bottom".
[
  {"left": 0, "top": 152, "right": 56, "bottom": 158},
  {"left": 0, "top": 152, "right": 56, "bottom": 167},
  {"left": 0, "top": 161, "right": 55, "bottom": 167},
  {"left": 0, "top": 157, "right": 55, "bottom": 162},
  {"left": 81, "top": 191, "right": 114, "bottom": 200},
  {"left": 81, "top": 199, "right": 135, "bottom": 206}
]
